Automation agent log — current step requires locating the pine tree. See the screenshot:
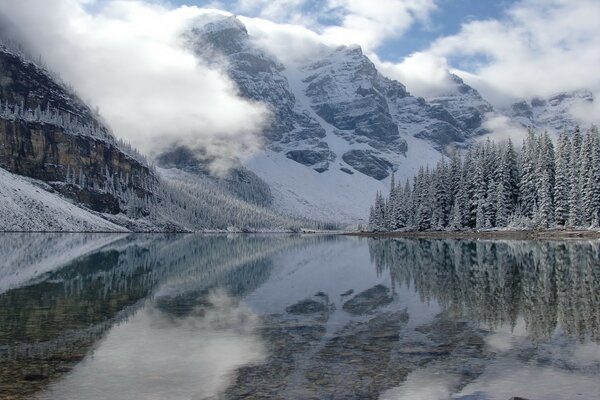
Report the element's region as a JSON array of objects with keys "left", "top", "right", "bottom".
[
  {"left": 581, "top": 128, "right": 599, "bottom": 226},
  {"left": 554, "top": 132, "right": 571, "bottom": 225},
  {"left": 586, "top": 126, "right": 600, "bottom": 225},
  {"left": 568, "top": 126, "right": 583, "bottom": 227},
  {"left": 535, "top": 132, "right": 555, "bottom": 227},
  {"left": 519, "top": 129, "right": 538, "bottom": 218}
]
